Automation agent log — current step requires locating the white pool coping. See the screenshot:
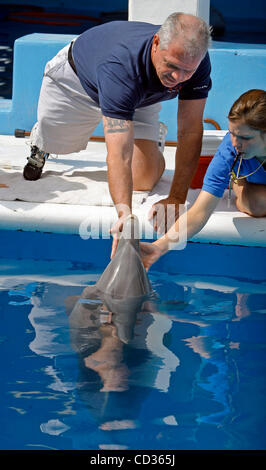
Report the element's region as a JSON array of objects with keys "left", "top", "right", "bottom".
[{"left": 0, "top": 133, "right": 265, "bottom": 248}]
